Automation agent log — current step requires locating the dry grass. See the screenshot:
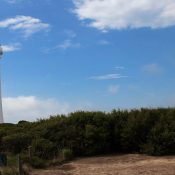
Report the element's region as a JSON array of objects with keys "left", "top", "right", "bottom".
[{"left": 31, "top": 154, "right": 175, "bottom": 175}]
